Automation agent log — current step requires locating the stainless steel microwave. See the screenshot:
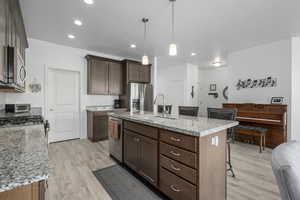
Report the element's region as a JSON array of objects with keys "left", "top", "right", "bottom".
[
  {"left": 5, "top": 104, "right": 31, "bottom": 113},
  {"left": 6, "top": 46, "right": 26, "bottom": 88}
]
